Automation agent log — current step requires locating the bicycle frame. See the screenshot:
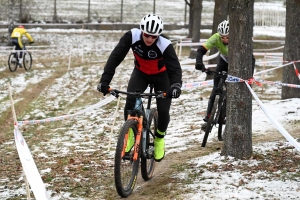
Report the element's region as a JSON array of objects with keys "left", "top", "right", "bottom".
[
  {"left": 111, "top": 84, "right": 164, "bottom": 197},
  {"left": 12, "top": 43, "right": 29, "bottom": 58},
  {"left": 213, "top": 71, "right": 227, "bottom": 125},
  {"left": 201, "top": 70, "right": 227, "bottom": 147},
  {"left": 8, "top": 43, "right": 32, "bottom": 72},
  {"left": 125, "top": 105, "right": 143, "bottom": 161},
  {"left": 122, "top": 85, "right": 153, "bottom": 161},
  {"left": 111, "top": 85, "right": 162, "bottom": 161}
]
